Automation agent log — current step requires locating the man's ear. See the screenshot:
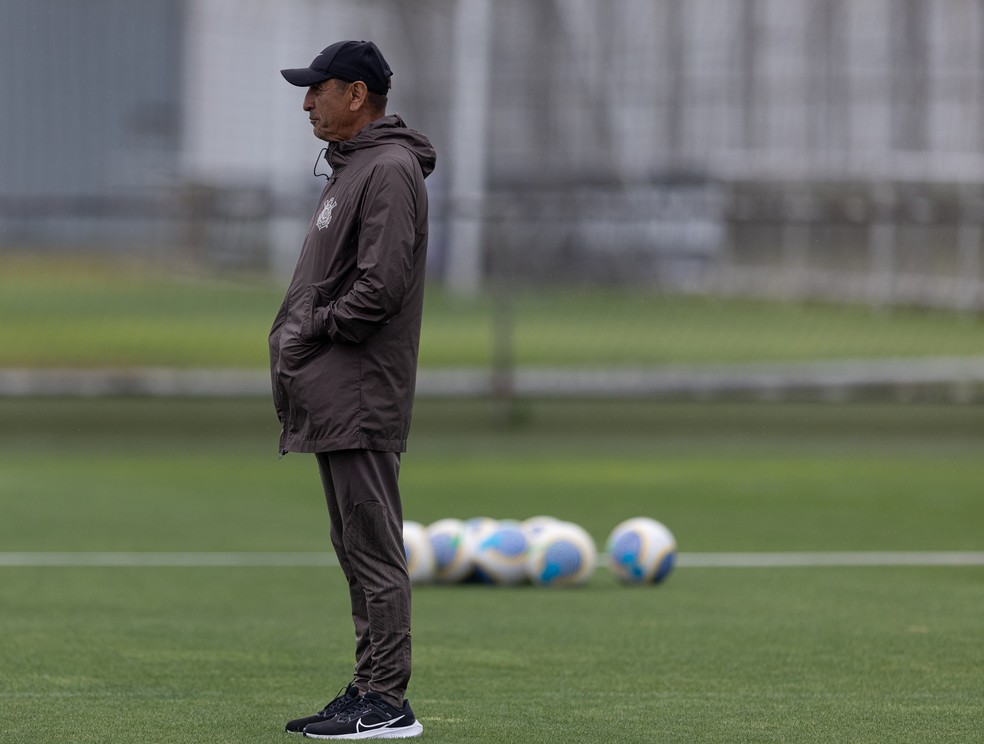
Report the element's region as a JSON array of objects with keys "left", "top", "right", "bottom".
[{"left": 349, "top": 81, "right": 369, "bottom": 111}]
